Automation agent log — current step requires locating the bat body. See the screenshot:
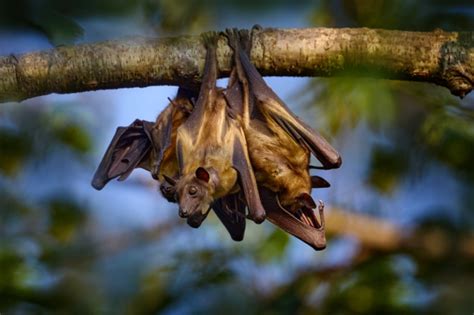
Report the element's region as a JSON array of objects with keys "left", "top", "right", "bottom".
[
  {"left": 223, "top": 29, "right": 341, "bottom": 249},
  {"left": 174, "top": 32, "right": 265, "bottom": 228},
  {"left": 246, "top": 118, "right": 313, "bottom": 210},
  {"left": 174, "top": 91, "right": 240, "bottom": 227},
  {"left": 91, "top": 89, "right": 248, "bottom": 241}
]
